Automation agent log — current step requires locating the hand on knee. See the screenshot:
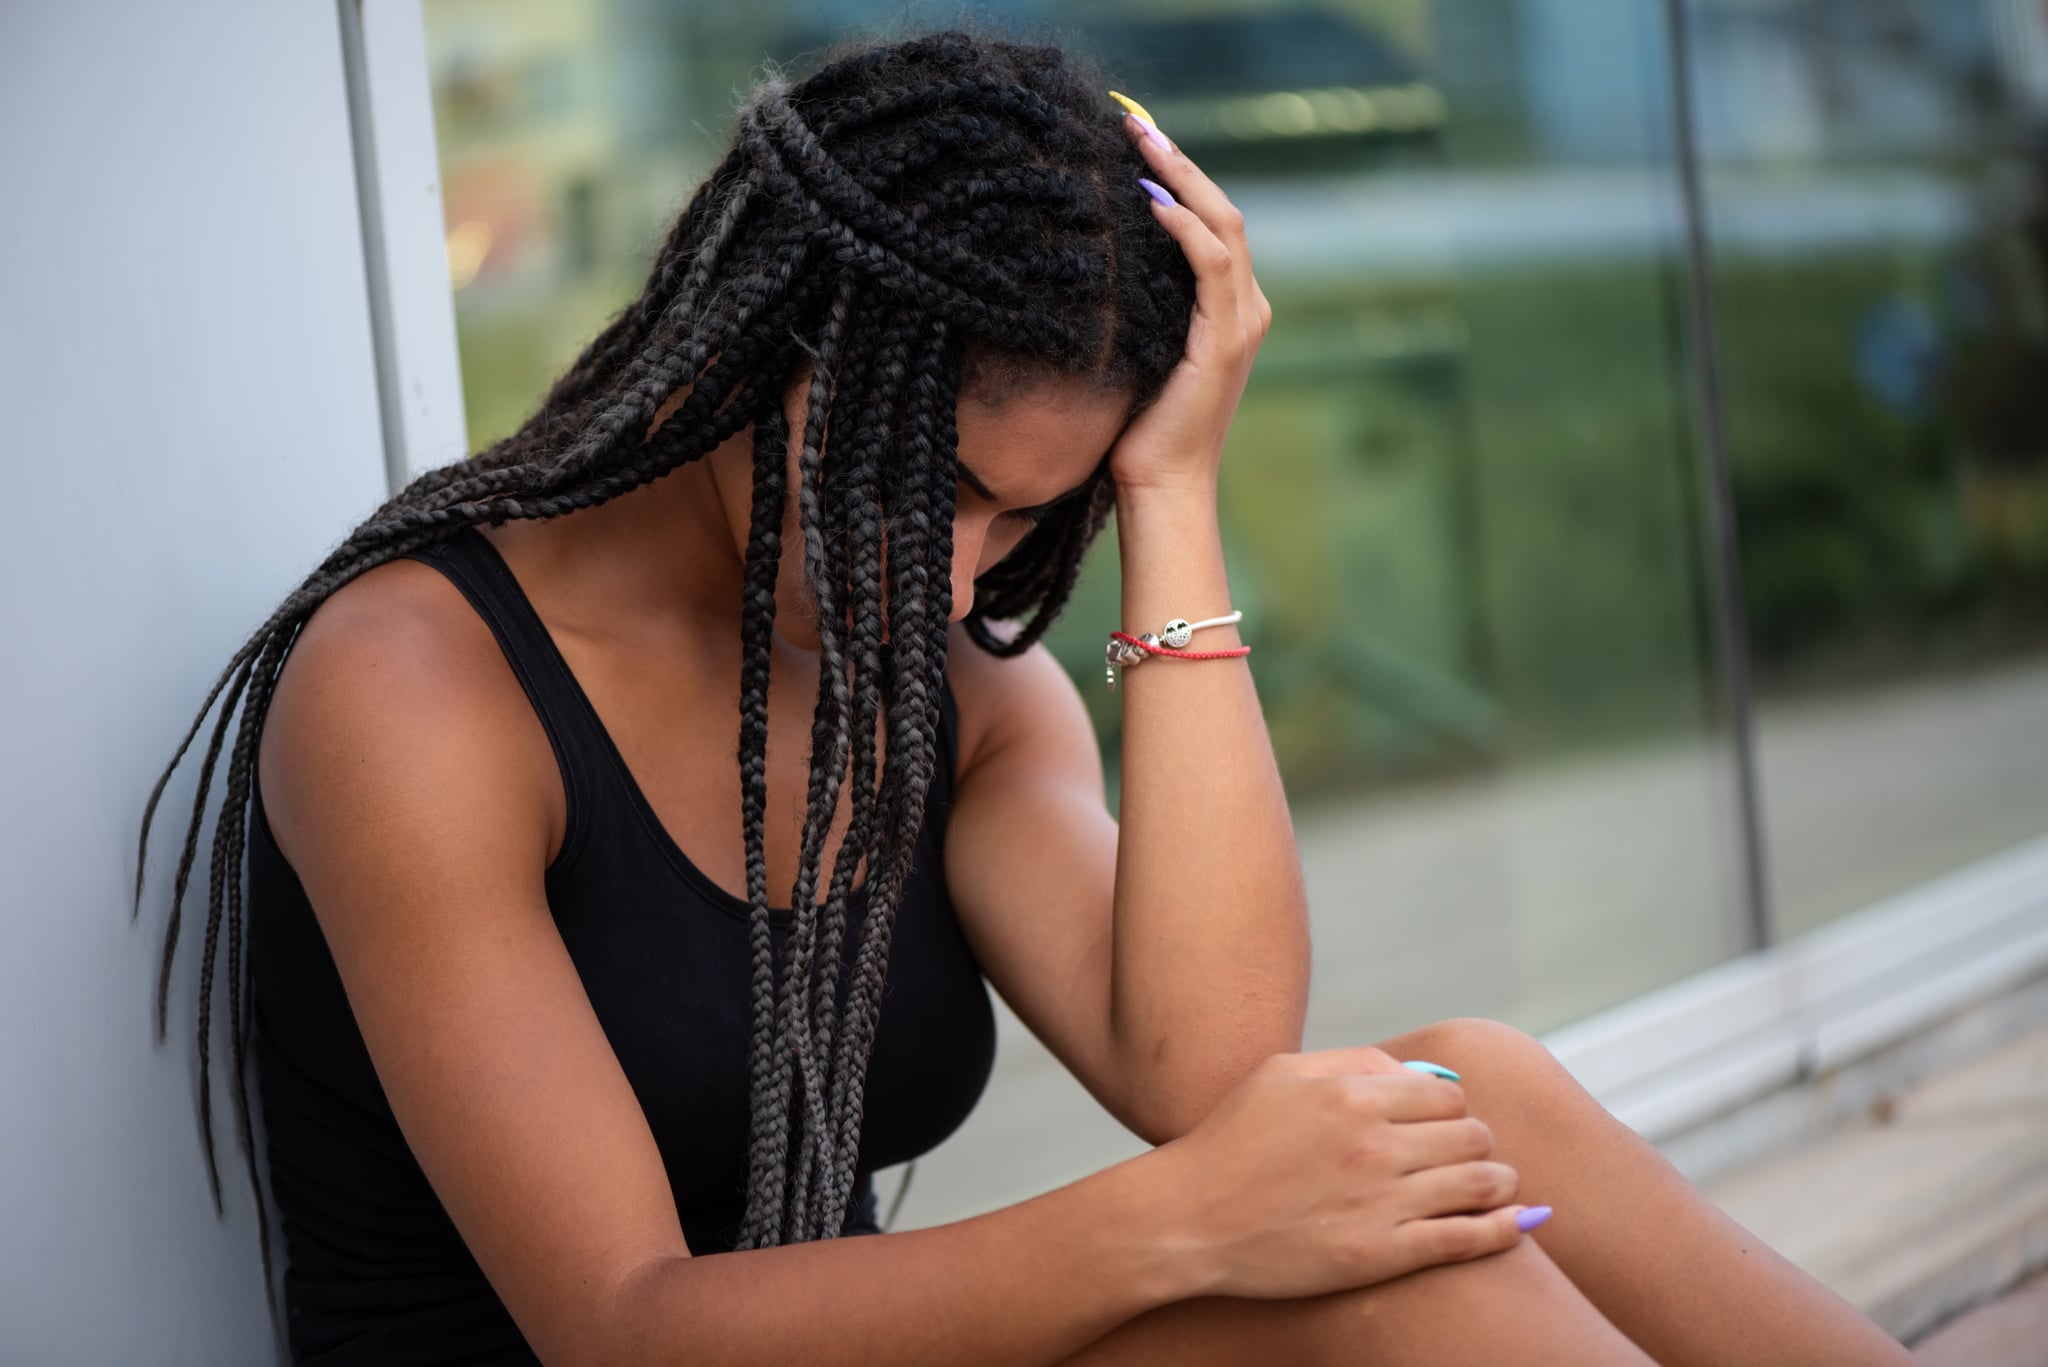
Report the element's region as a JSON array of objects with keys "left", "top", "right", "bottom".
[{"left": 1138, "top": 1046, "right": 1550, "bottom": 1304}]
